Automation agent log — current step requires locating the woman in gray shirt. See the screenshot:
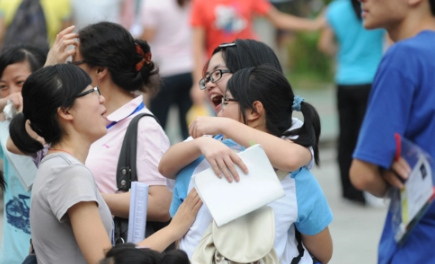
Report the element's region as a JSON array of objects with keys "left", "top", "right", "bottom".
[{"left": 9, "top": 64, "right": 112, "bottom": 264}]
